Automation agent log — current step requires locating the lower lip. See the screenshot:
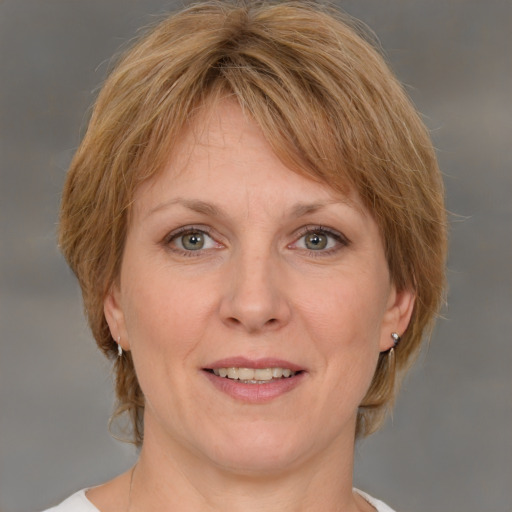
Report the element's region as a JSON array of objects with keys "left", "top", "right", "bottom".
[{"left": 203, "top": 371, "right": 305, "bottom": 403}]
